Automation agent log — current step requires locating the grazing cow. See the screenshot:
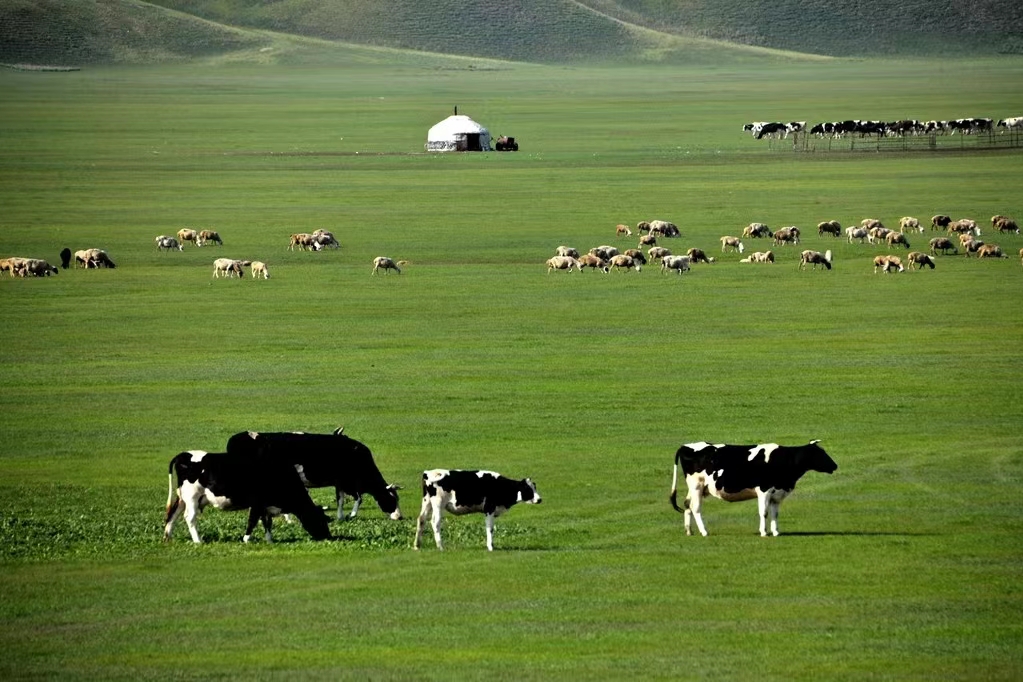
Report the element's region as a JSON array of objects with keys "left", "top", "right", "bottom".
[
  {"left": 743, "top": 223, "right": 772, "bottom": 239},
  {"left": 929, "top": 237, "right": 958, "bottom": 255},
  {"left": 197, "top": 229, "right": 223, "bottom": 247},
  {"left": 177, "top": 229, "right": 199, "bottom": 247},
  {"left": 623, "top": 249, "right": 647, "bottom": 265},
  {"left": 156, "top": 236, "right": 183, "bottom": 252},
  {"left": 372, "top": 256, "right": 401, "bottom": 275},
  {"left": 615, "top": 224, "right": 632, "bottom": 237},
  {"left": 886, "top": 232, "right": 910, "bottom": 249},
  {"left": 772, "top": 227, "right": 800, "bottom": 246},
  {"left": 413, "top": 469, "right": 542, "bottom": 551},
  {"left": 59, "top": 248, "right": 72, "bottom": 270},
  {"left": 608, "top": 254, "right": 641, "bottom": 272},
  {"left": 720, "top": 236, "right": 744, "bottom": 253},
  {"left": 212, "top": 258, "right": 249, "bottom": 278},
  {"left": 164, "top": 449, "right": 331, "bottom": 544},
  {"left": 817, "top": 221, "right": 841, "bottom": 237},
  {"left": 754, "top": 122, "right": 789, "bottom": 140},
  {"left": 555, "top": 246, "right": 579, "bottom": 258},
  {"left": 976, "top": 244, "right": 1009, "bottom": 259},
  {"left": 668, "top": 440, "right": 837, "bottom": 537},
  {"left": 873, "top": 255, "right": 904, "bottom": 273},
  {"left": 846, "top": 226, "right": 868, "bottom": 244},
  {"left": 250, "top": 261, "right": 270, "bottom": 279},
  {"left": 546, "top": 256, "right": 581, "bottom": 273},
  {"left": 996, "top": 117, "right": 1023, "bottom": 132},
  {"left": 578, "top": 253, "right": 609, "bottom": 272},
  {"left": 686, "top": 248, "right": 715, "bottom": 264},
  {"left": 798, "top": 249, "right": 832, "bottom": 270},
  {"left": 907, "top": 251, "right": 936, "bottom": 270},
  {"left": 899, "top": 217, "right": 922, "bottom": 233},
  {"left": 647, "top": 246, "right": 671, "bottom": 263},
  {"left": 739, "top": 250, "right": 774, "bottom": 264},
  {"left": 226, "top": 429, "right": 403, "bottom": 521},
  {"left": 931, "top": 215, "right": 952, "bottom": 231},
  {"left": 661, "top": 254, "right": 691, "bottom": 275}
]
